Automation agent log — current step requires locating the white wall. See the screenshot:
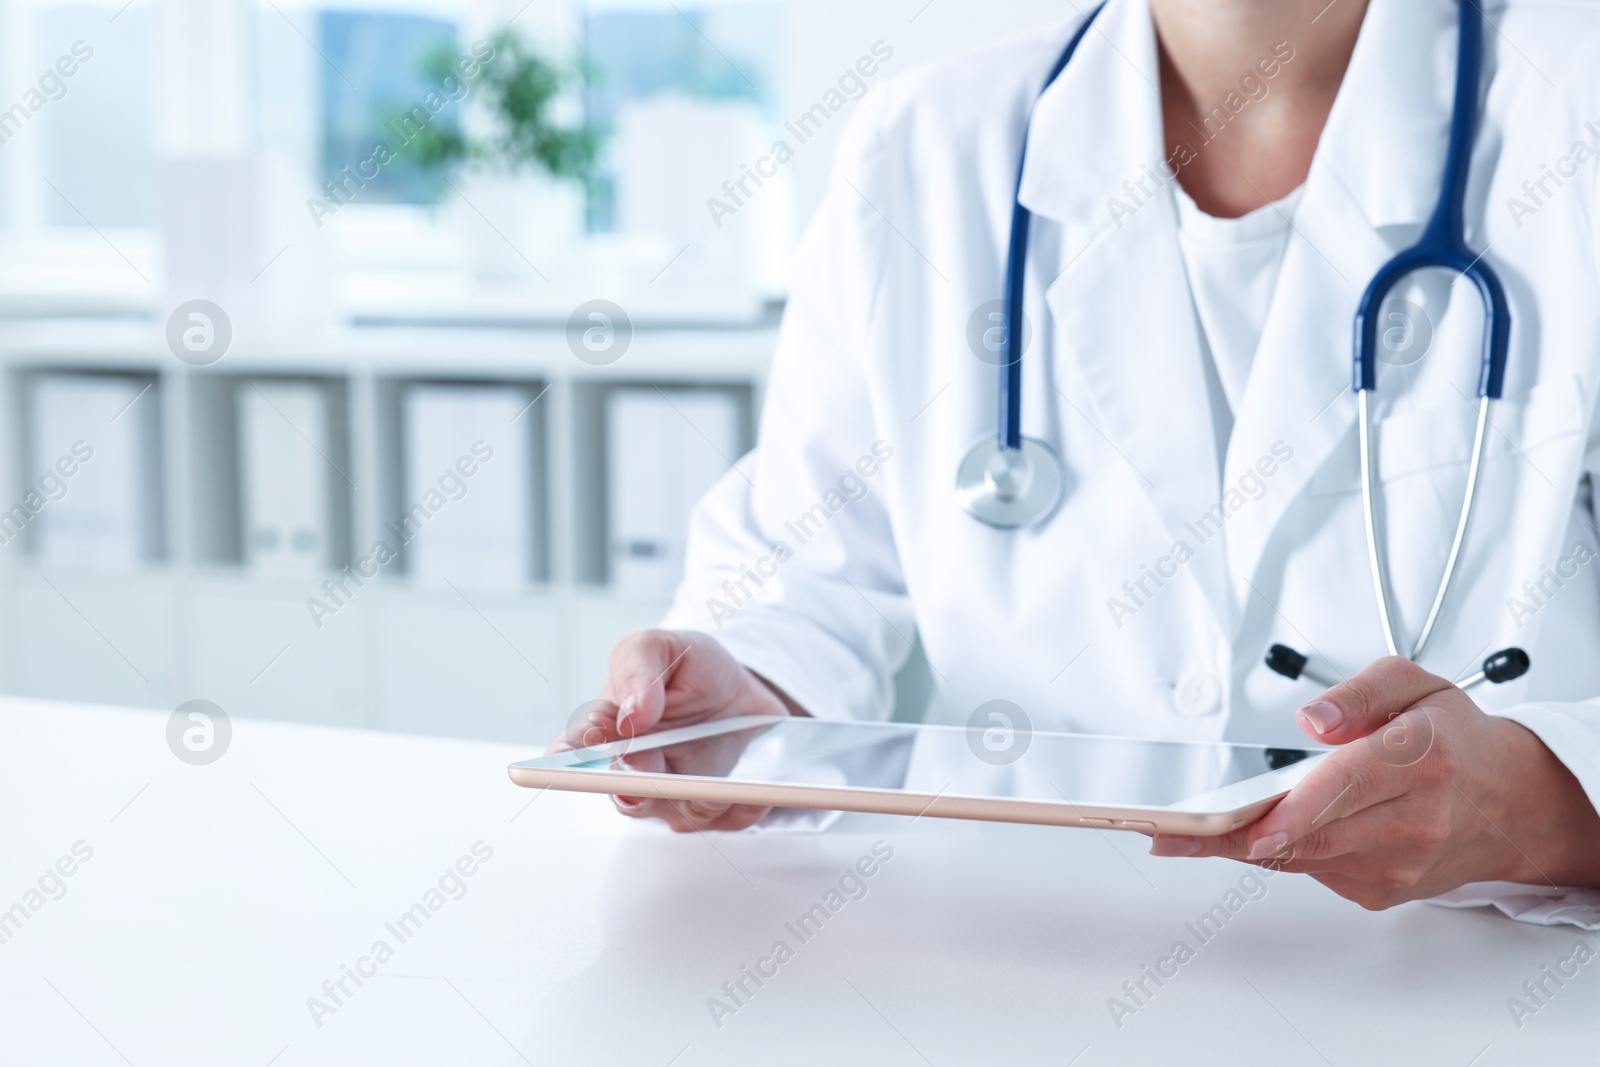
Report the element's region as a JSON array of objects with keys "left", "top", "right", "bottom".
[{"left": 780, "top": 0, "right": 1068, "bottom": 227}]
